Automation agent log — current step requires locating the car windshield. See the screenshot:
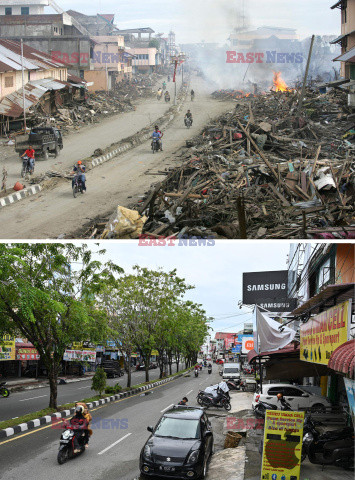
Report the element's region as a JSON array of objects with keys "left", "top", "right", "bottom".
[
  {"left": 224, "top": 368, "right": 239, "bottom": 373},
  {"left": 154, "top": 417, "right": 200, "bottom": 439}
]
